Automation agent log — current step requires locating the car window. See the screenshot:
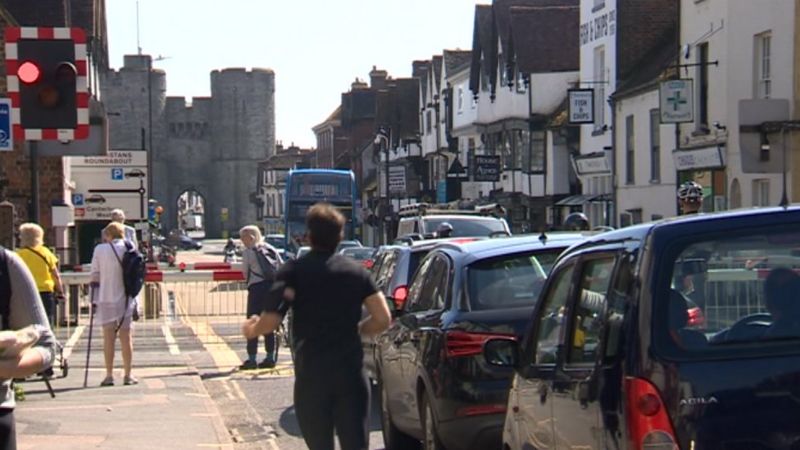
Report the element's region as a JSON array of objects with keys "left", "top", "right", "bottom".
[
  {"left": 423, "top": 217, "right": 507, "bottom": 237},
  {"left": 405, "top": 256, "right": 434, "bottom": 312},
  {"left": 658, "top": 228, "right": 800, "bottom": 357},
  {"left": 567, "top": 255, "right": 616, "bottom": 365},
  {"left": 603, "top": 253, "right": 634, "bottom": 360},
  {"left": 467, "top": 250, "right": 556, "bottom": 310},
  {"left": 375, "top": 251, "right": 397, "bottom": 291},
  {"left": 414, "top": 256, "right": 448, "bottom": 311},
  {"left": 532, "top": 262, "right": 576, "bottom": 365}
]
